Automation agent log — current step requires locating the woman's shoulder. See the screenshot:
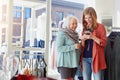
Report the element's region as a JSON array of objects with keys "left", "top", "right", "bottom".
[
  {"left": 95, "top": 23, "right": 106, "bottom": 34},
  {"left": 97, "top": 23, "right": 105, "bottom": 30},
  {"left": 58, "top": 31, "right": 66, "bottom": 35},
  {"left": 97, "top": 23, "right": 104, "bottom": 27},
  {"left": 57, "top": 31, "right": 67, "bottom": 38}
]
